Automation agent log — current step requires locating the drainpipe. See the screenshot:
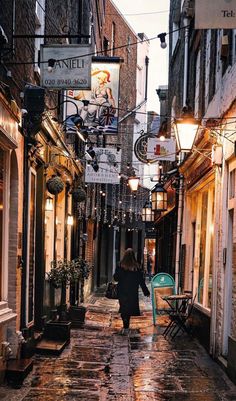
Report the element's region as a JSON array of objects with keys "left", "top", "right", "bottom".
[
  {"left": 175, "top": 175, "right": 184, "bottom": 293},
  {"left": 183, "top": 16, "right": 190, "bottom": 107}
]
